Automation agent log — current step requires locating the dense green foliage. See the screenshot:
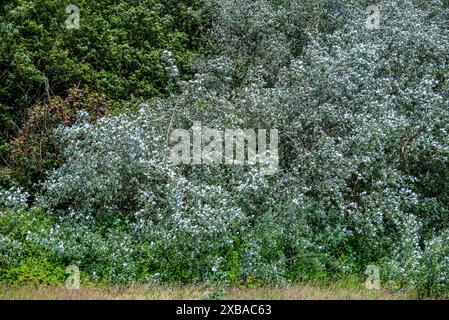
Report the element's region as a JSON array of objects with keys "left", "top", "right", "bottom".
[
  {"left": 0, "top": 0, "right": 203, "bottom": 171},
  {"left": 1, "top": 0, "right": 448, "bottom": 298}
]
